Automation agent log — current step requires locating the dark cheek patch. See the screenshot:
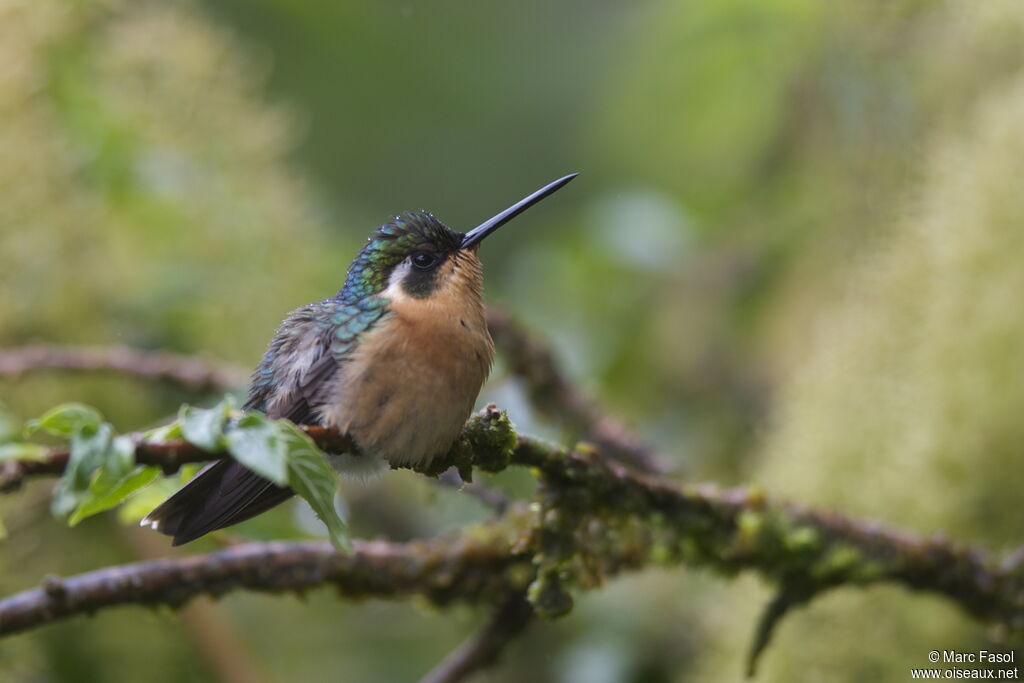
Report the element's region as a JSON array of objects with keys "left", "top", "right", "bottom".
[{"left": 401, "top": 254, "right": 448, "bottom": 298}]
